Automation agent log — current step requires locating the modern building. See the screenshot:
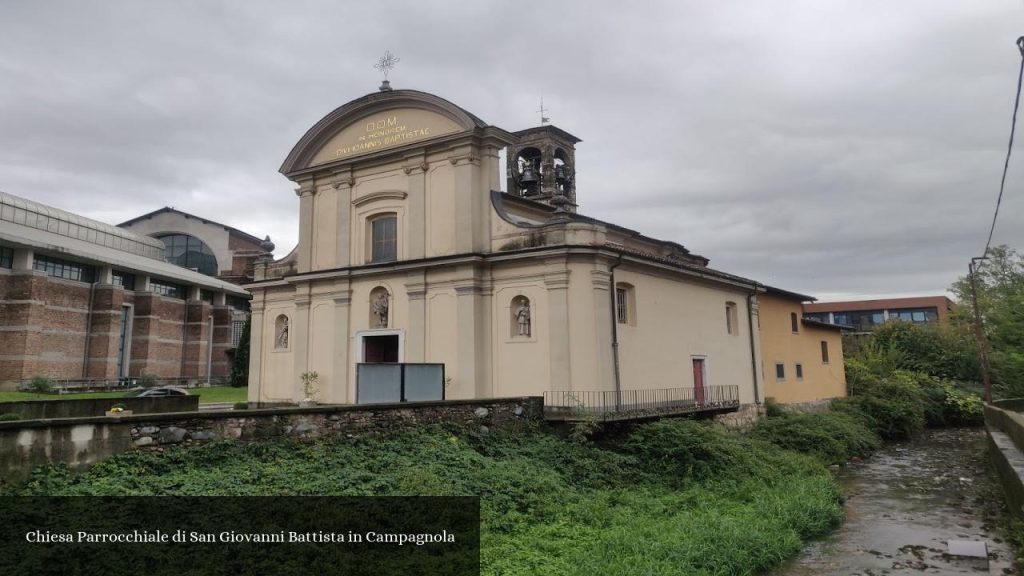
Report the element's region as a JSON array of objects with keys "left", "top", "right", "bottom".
[
  {"left": 803, "top": 296, "right": 954, "bottom": 333},
  {"left": 119, "top": 207, "right": 273, "bottom": 285},
  {"left": 0, "top": 190, "right": 252, "bottom": 389},
  {"left": 759, "top": 287, "right": 847, "bottom": 405},
  {"left": 245, "top": 87, "right": 775, "bottom": 416}
]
